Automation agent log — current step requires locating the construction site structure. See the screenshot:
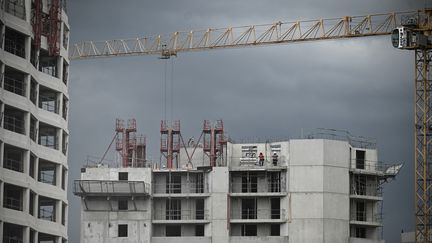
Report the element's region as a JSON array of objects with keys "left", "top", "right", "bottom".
[
  {"left": 160, "top": 120, "right": 181, "bottom": 169},
  {"left": 74, "top": 121, "right": 401, "bottom": 243},
  {"left": 115, "top": 118, "right": 147, "bottom": 168},
  {"left": 0, "top": 0, "right": 70, "bottom": 242}
]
